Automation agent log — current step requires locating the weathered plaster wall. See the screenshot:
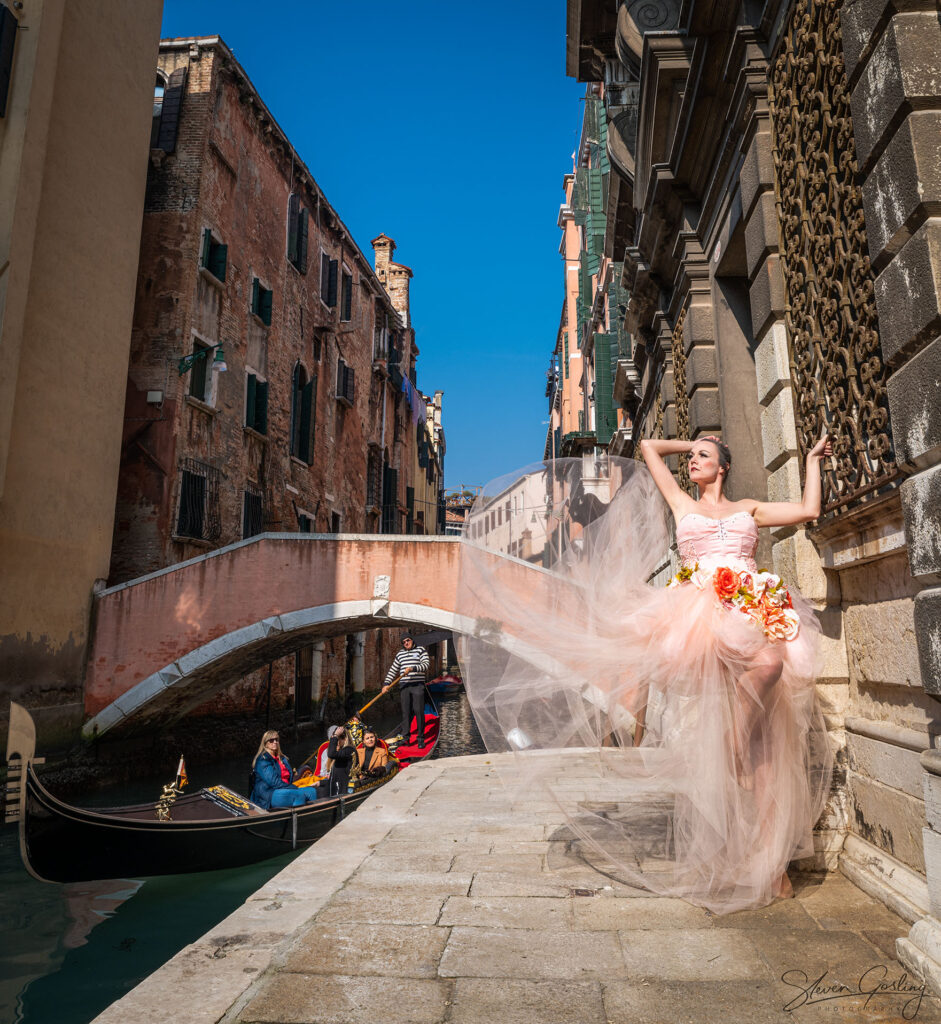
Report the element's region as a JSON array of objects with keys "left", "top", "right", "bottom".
[{"left": 0, "top": 0, "right": 163, "bottom": 751}]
